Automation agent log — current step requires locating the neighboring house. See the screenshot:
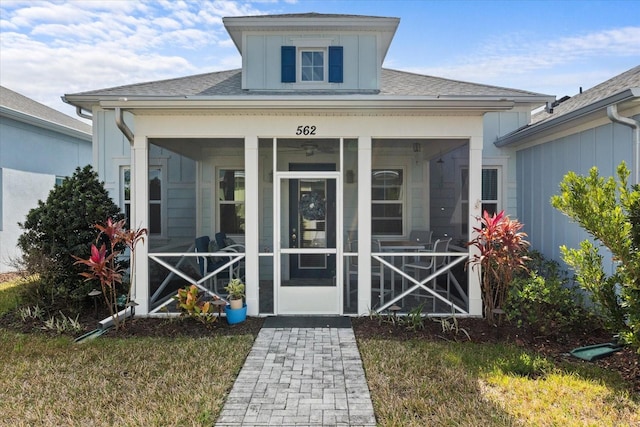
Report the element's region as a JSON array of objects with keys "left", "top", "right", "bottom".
[
  {"left": 0, "top": 86, "right": 92, "bottom": 273},
  {"left": 63, "top": 13, "right": 556, "bottom": 318},
  {"left": 496, "top": 66, "right": 639, "bottom": 275}
]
